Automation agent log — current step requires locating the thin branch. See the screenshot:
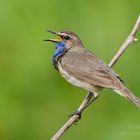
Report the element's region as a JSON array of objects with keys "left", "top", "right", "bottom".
[
  {"left": 51, "top": 15, "right": 140, "bottom": 140},
  {"left": 51, "top": 92, "right": 93, "bottom": 140},
  {"left": 108, "top": 15, "right": 140, "bottom": 67}
]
